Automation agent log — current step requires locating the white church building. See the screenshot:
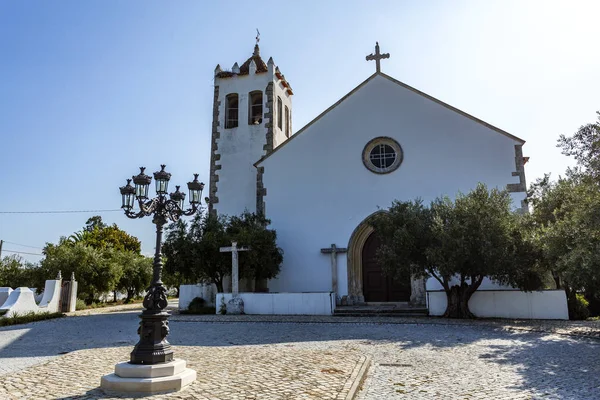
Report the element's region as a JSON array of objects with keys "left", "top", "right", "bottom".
[{"left": 194, "top": 42, "right": 568, "bottom": 319}]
